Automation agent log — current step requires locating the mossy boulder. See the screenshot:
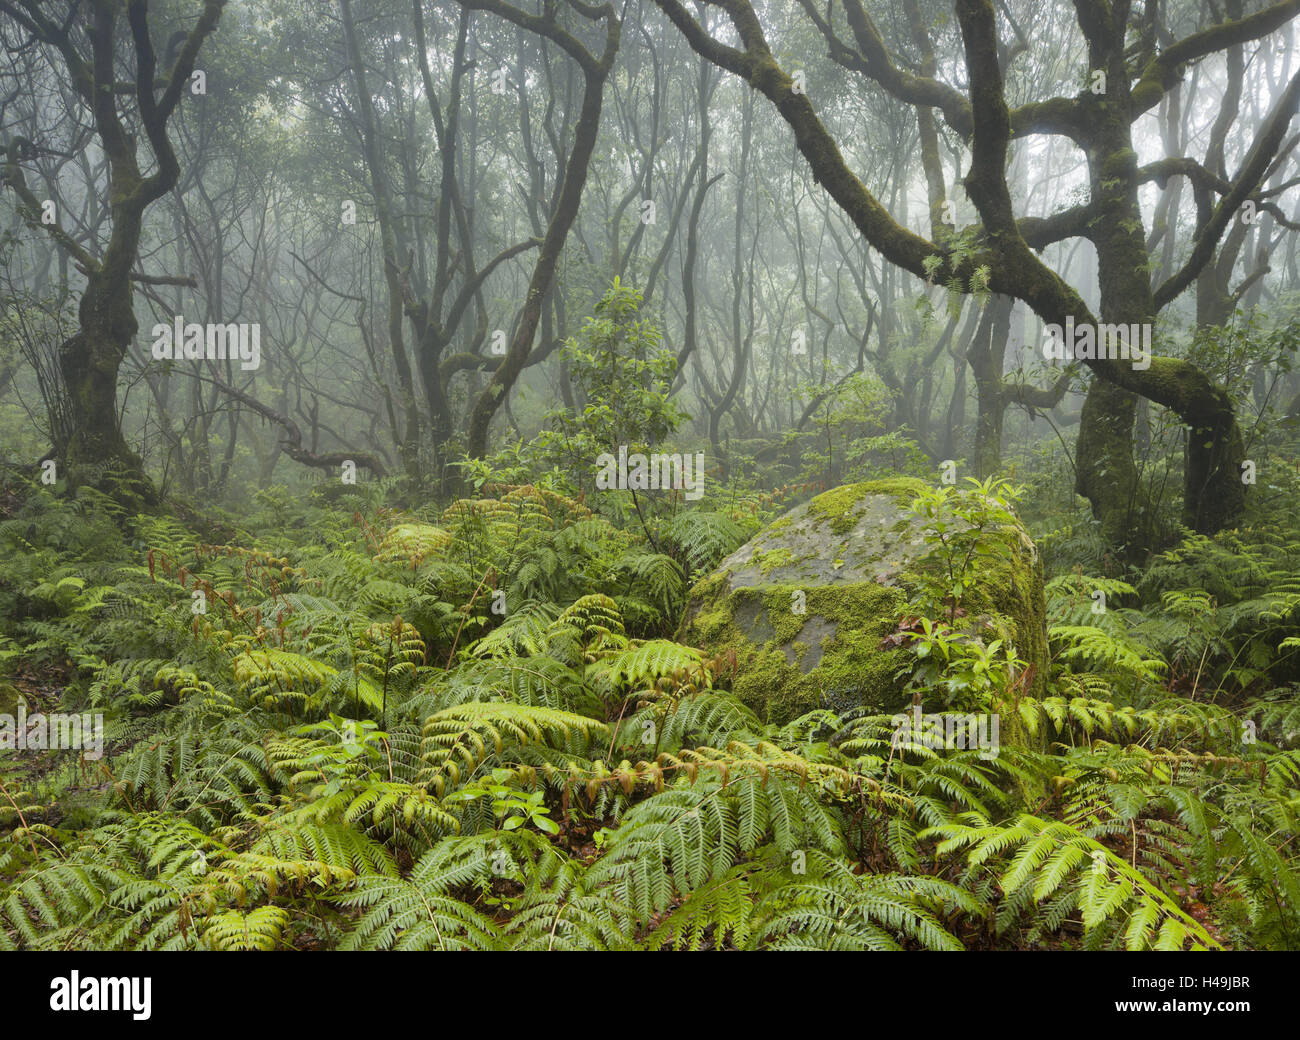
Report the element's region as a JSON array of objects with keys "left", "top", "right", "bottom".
[
  {"left": 0, "top": 682, "right": 23, "bottom": 716},
  {"left": 678, "top": 478, "right": 1048, "bottom": 724}
]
